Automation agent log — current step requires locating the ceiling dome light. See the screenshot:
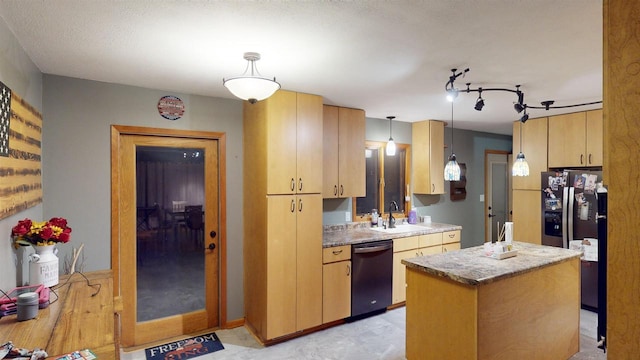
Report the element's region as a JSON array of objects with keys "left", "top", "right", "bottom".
[{"left": 223, "top": 52, "right": 280, "bottom": 104}]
